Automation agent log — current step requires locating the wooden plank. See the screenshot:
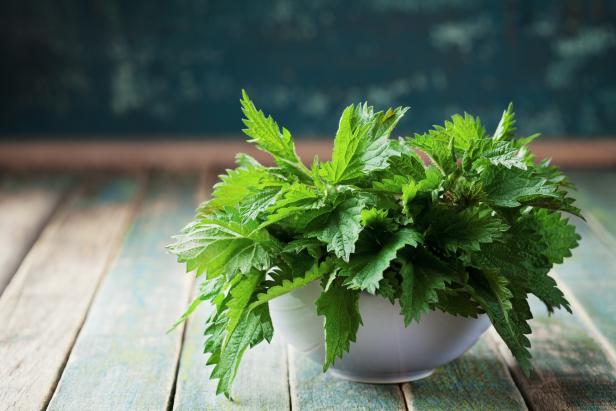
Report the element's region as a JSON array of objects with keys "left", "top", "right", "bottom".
[
  {"left": 402, "top": 338, "right": 527, "bottom": 410},
  {"left": 173, "top": 297, "right": 290, "bottom": 410},
  {"left": 289, "top": 347, "right": 406, "bottom": 411},
  {"left": 550, "top": 220, "right": 616, "bottom": 360},
  {"left": 0, "top": 139, "right": 614, "bottom": 171},
  {"left": 490, "top": 296, "right": 616, "bottom": 410},
  {"left": 569, "top": 170, "right": 616, "bottom": 245},
  {"left": 0, "top": 176, "right": 142, "bottom": 411},
  {"left": 47, "top": 175, "right": 200, "bottom": 411},
  {"left": 0, "top": 173, "right": 70, "bottom": 294},
  {"left": 546, "top": 171, "right": 616, "bottom": 361}
]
